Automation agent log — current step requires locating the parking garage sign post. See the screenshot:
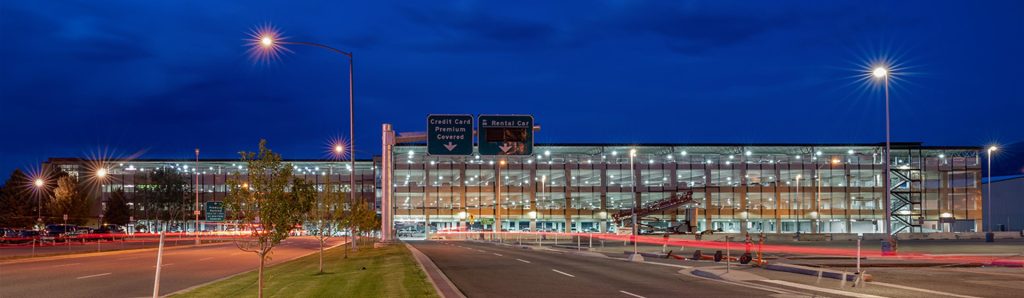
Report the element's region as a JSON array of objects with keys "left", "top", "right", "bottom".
[{"left": 428, "top": 115, "right": 474, "bottom": 156}]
